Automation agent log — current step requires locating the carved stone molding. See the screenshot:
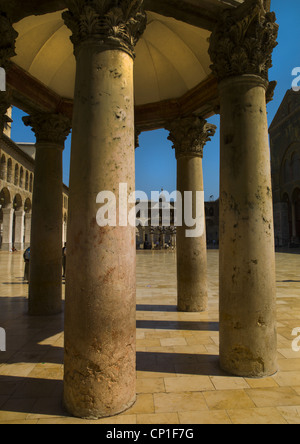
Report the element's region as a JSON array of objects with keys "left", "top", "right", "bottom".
[
  {"left": 0, "top": 13, "right": 18, "bottom": 68},
  {"left": 62, "top": 0, "right": 147, "bottom": 58},
  {"left": 166, "top": 116, "right": 217, "bottom": 160},
  {"left": 208, "top": 0, "right": 278, "bottom": 82},
  {"left": 23, "top": 113, "right": 72, "bottom": 146}
]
